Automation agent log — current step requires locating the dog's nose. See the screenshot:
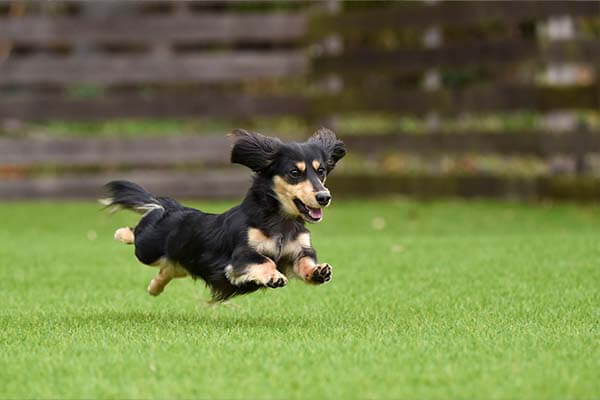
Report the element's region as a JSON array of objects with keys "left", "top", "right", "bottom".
[{"left": 315, "top": 191, "right": 331, "bottom": 206}]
